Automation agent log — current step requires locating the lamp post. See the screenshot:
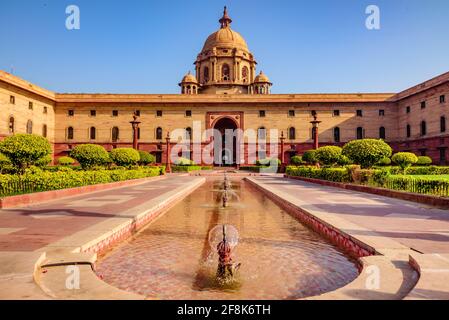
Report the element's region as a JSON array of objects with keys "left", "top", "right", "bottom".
[
  {"left": 165, "top": 131, "right": 171, "bottom": 173},
  {"left": 280, "top": 131, "right": 286, "bottom": 170},
  {"left": 130, "top": 112, "right": 141, "bottom": 150},
  {"left": 310, "top": 112, "right": 321, "bottom": 150}
]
